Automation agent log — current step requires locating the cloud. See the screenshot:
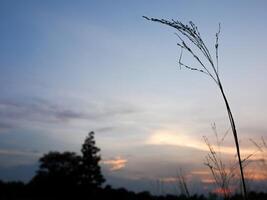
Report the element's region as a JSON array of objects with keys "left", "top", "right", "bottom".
[
  {"left": 95, "top": 126, "right": 117, "bottom": 133},
  {"left": 0, "top": 97, "right": 139, "bottom": 131},
  {"left": 0, "top": 149, "right": 40, "bottom": 167},
  {"left": 239, "top": 126, "right": 267, "bottom": 138},
  {"left": 146, "top": 129, "right": 257, "bottom": 156},
  {"left": 102, "top": 156, "right": 127, "bottom": 171},
  {"left": 0, "top": 122, "right": 14, "bottom": 132},
  {"left": 160, "top": 177, "right": 178, "bottom": 183},
  {"left": 201, "top": 178, "right": 216, "bottom": 184},
  {"left": 0, "top": 149, "right": 41, "bottom": 157},
  {"left": 191, "top": 170, "right": 216, "bottom": 184},
  {"left": 0, "top": 98, "right": 88, "bottom": 124}
]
